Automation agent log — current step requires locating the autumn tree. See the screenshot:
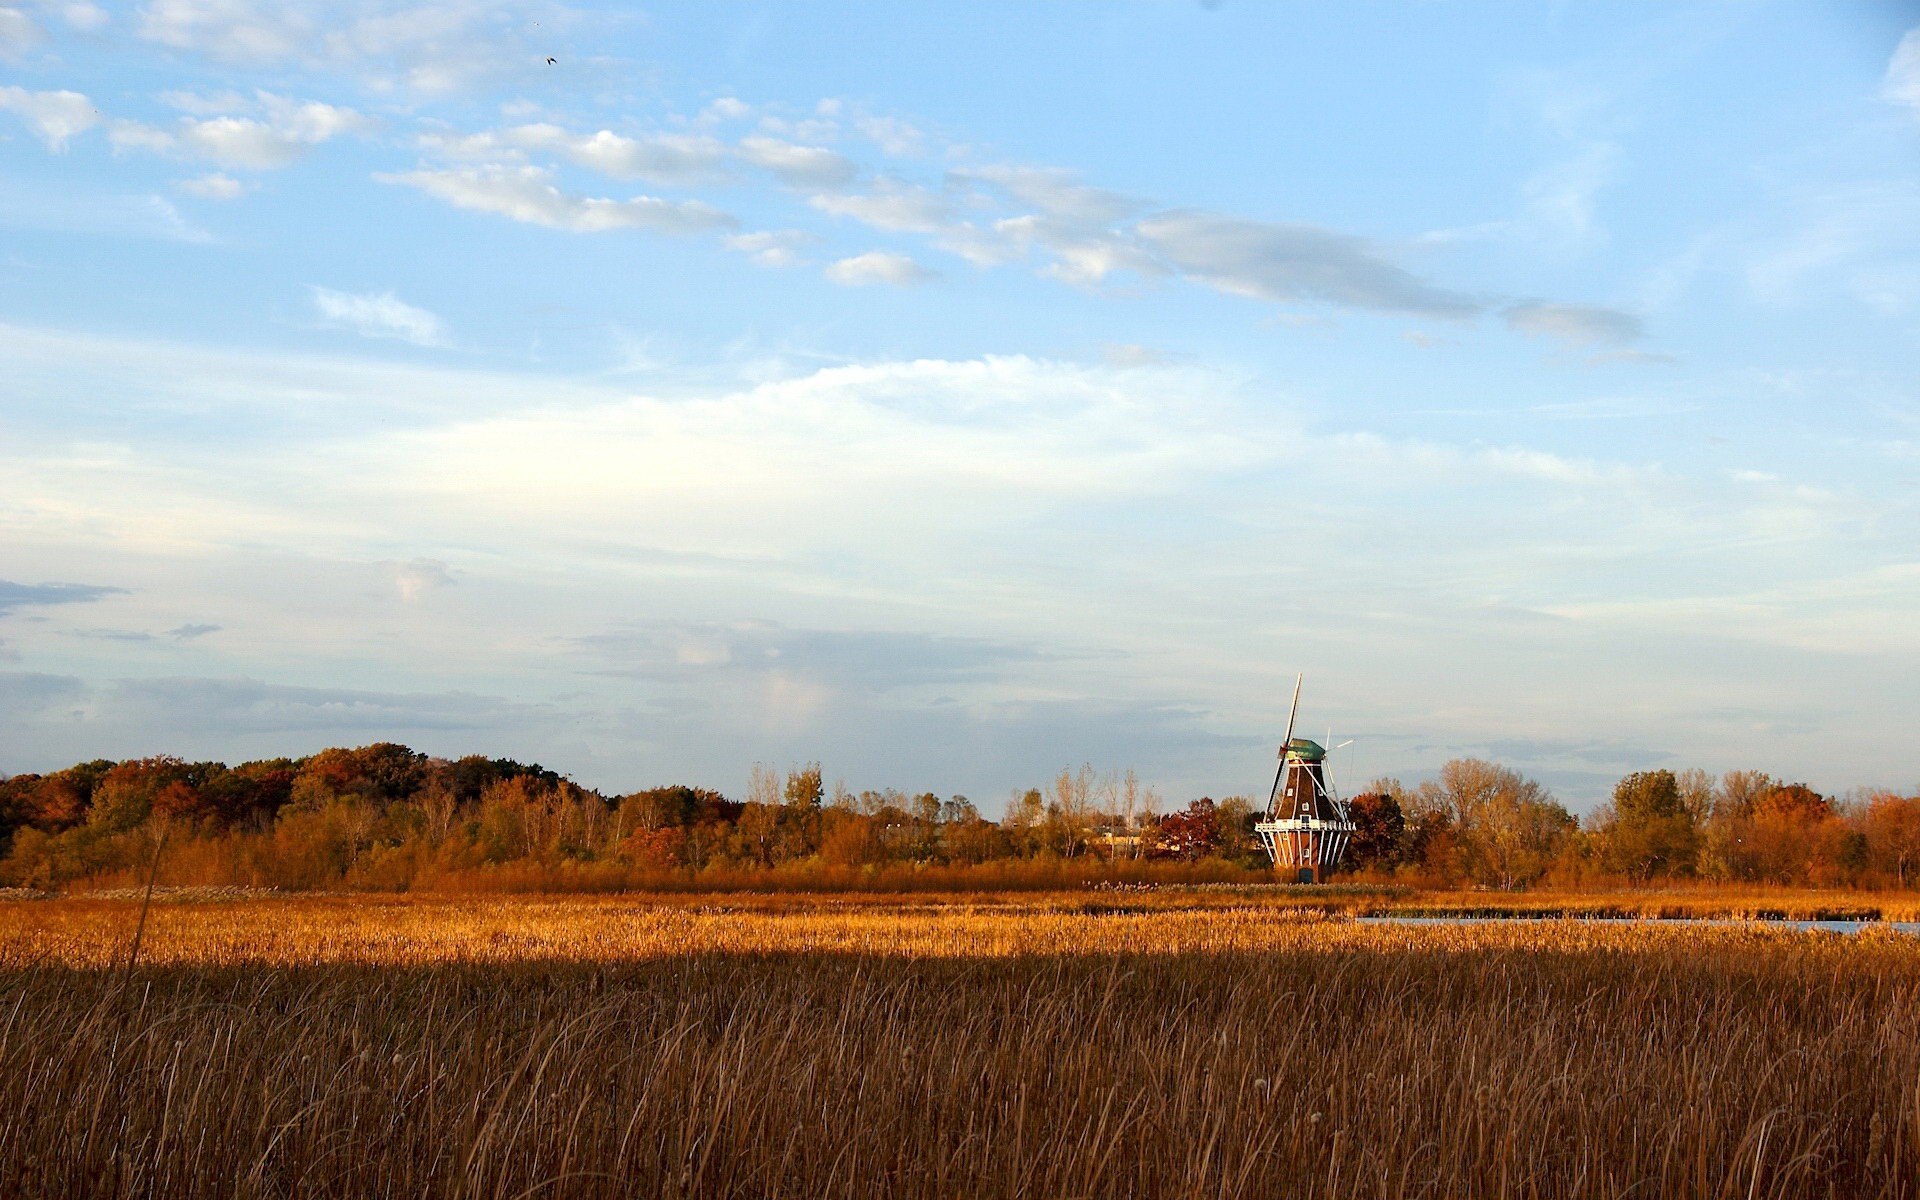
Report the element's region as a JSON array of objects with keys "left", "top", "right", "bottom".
[
  {"left": 1045, "top": 765, "right": 1105, "bottom": 858},
  {"left": 1412, "top": 760, "right": 1565, "bottom": 888},
  {"left": 1345, "top": 791, "right": 1407, "bottom": 872},
  {"left": 87, "top": 758, "right": 193, "bottom": 834},
  {"left": 1002, "top": 788, "right": 1046, "bottom": 857},
  {"left": 1744, "top": 783, "right": 1834, "bottom": 885},
  {"left": 1214, "top": 795, "right": 1257, "bottom": 861},
  {"left": 1474, "top": 789, "right": 1575, "bottom": 889},
  {"left": 1154, "top": 798, "right": 1222, "bottom": 861},
  {"left": 1863, "top": 794, "right": 1920, "bottom": 888}
]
